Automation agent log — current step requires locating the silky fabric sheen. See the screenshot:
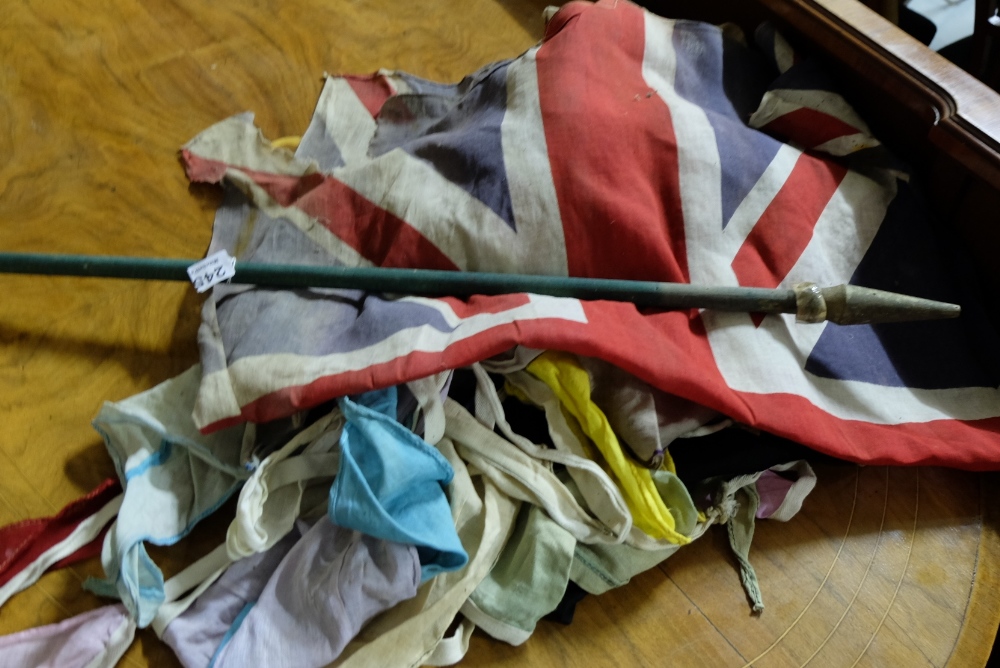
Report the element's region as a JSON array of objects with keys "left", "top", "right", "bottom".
[
  {"left": 524, "top": 352, "right": 688, "bottom": 544},
  {"left": 504, "top": 368, "right": 693, "bottom": 550},
  {"left": 578, "top": 356, "right": 719, "bottom": 468},
  {"left": 471, "top": 364, "right": 634, "bottom": 545}
]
